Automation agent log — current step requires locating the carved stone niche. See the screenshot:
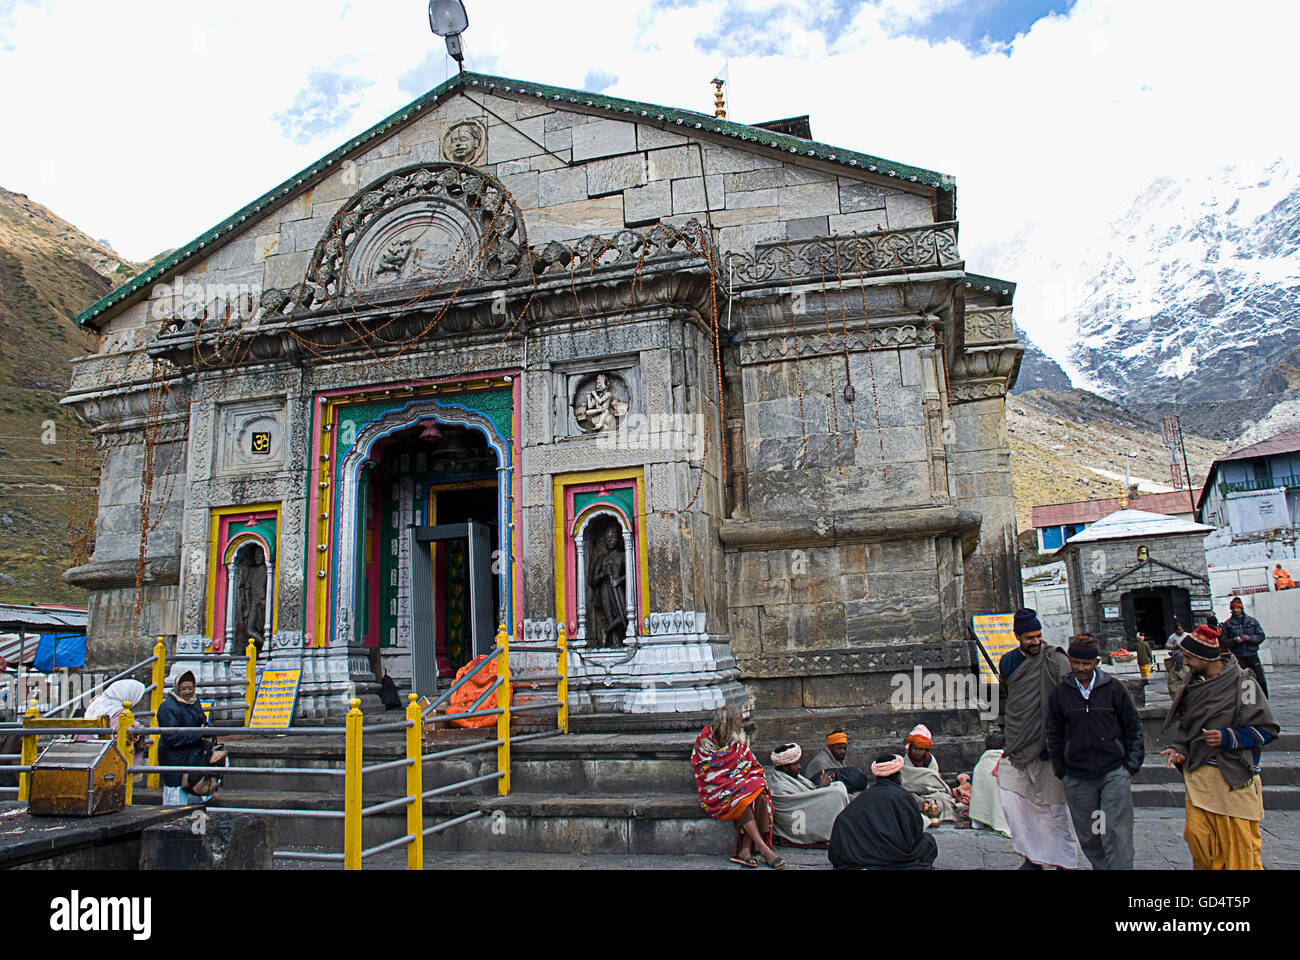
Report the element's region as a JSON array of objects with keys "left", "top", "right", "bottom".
[
  {"left": 219, "top": 398, "right": 287, "bottom": 475},
  {"left": 346, "top": 201, "right": 482, "bottom": 292},
  {"left": 442, "top": 119, "right": 487, "bottom": 166},
  {"left": 551, "top": 357, "right": 641, "bottom": 440}
]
